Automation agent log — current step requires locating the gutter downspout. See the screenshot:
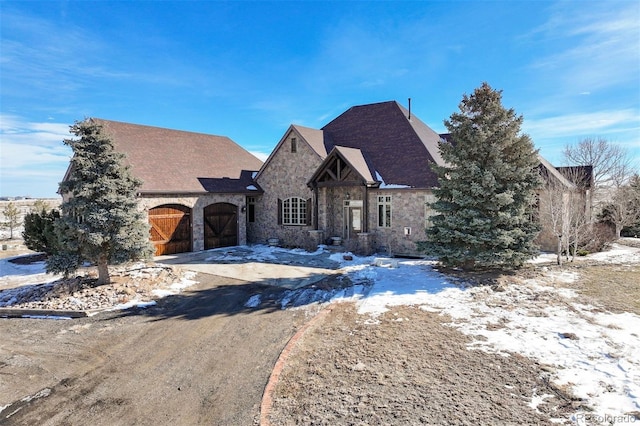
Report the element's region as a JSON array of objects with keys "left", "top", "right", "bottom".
[
  {"left": 313, "top": 185, "right": 319, "bottom": 230},
  {"left": 363, "top": 184, "right": 369, "bottom": 233}
]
